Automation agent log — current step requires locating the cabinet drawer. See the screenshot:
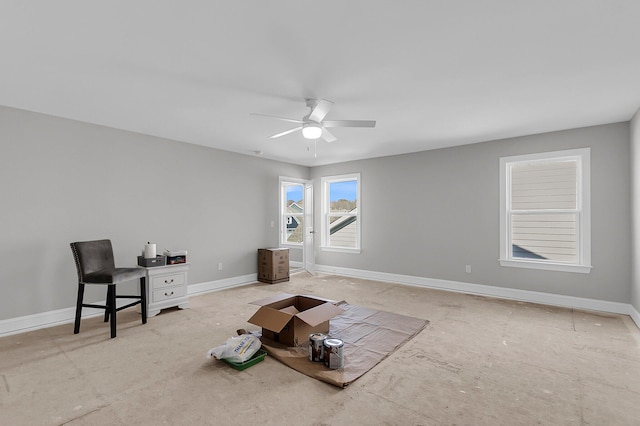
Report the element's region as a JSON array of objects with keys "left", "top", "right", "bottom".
[
  {"left": 152, "top": 284, "right": 187, "bottom": 302},
  {"left": 151, "top": 273, "right": 185, "bottom": 289}
]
